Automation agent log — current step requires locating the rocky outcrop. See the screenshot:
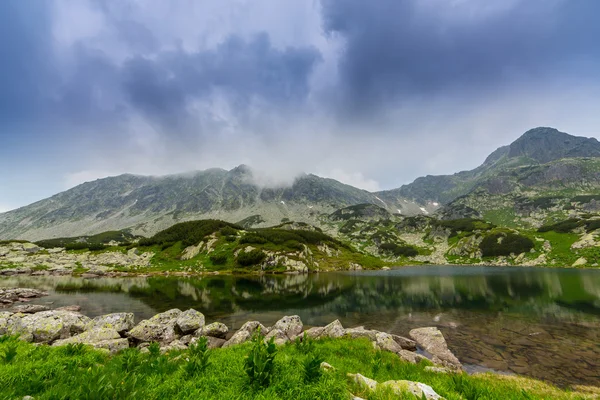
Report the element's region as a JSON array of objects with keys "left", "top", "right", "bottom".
[
  {"left": 0, "top": 242, "right": 153, "bottom": 275},
  {"left": 409, "top": 327, "right": 462, "bottom": 370}
]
